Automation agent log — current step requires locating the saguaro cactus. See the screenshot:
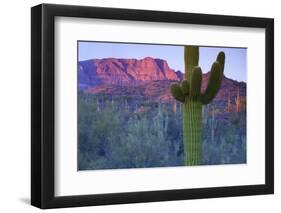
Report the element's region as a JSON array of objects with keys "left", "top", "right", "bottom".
[{"left": 170, "top": 46, "right": 225, "bottom": 166}]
